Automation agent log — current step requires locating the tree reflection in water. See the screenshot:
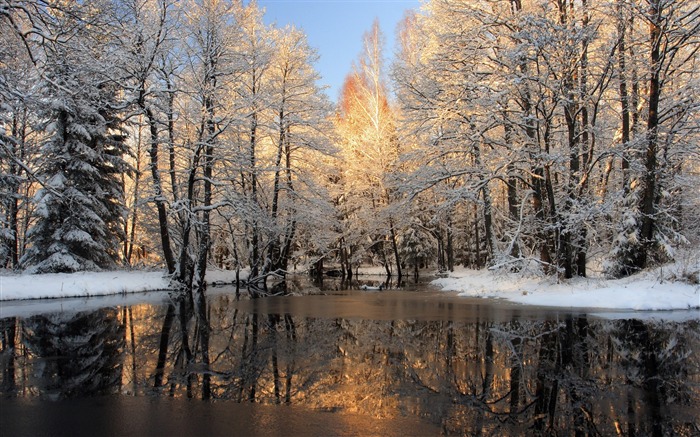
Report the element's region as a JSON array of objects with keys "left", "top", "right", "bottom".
[
  {"left": 1, "top": 290, "right": 698, "bottom": 435},
  {"left": 6, "top": 308, "right": 124, "bottom": 400}
]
